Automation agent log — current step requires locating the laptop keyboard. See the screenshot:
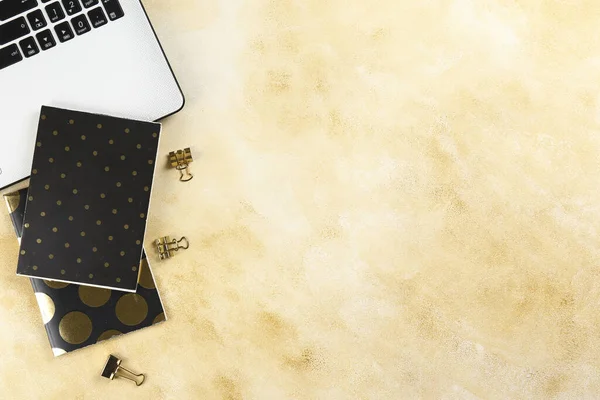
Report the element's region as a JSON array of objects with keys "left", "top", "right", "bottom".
[{"left": 0, "top": 0, "right": 124, "bottom": 71}]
